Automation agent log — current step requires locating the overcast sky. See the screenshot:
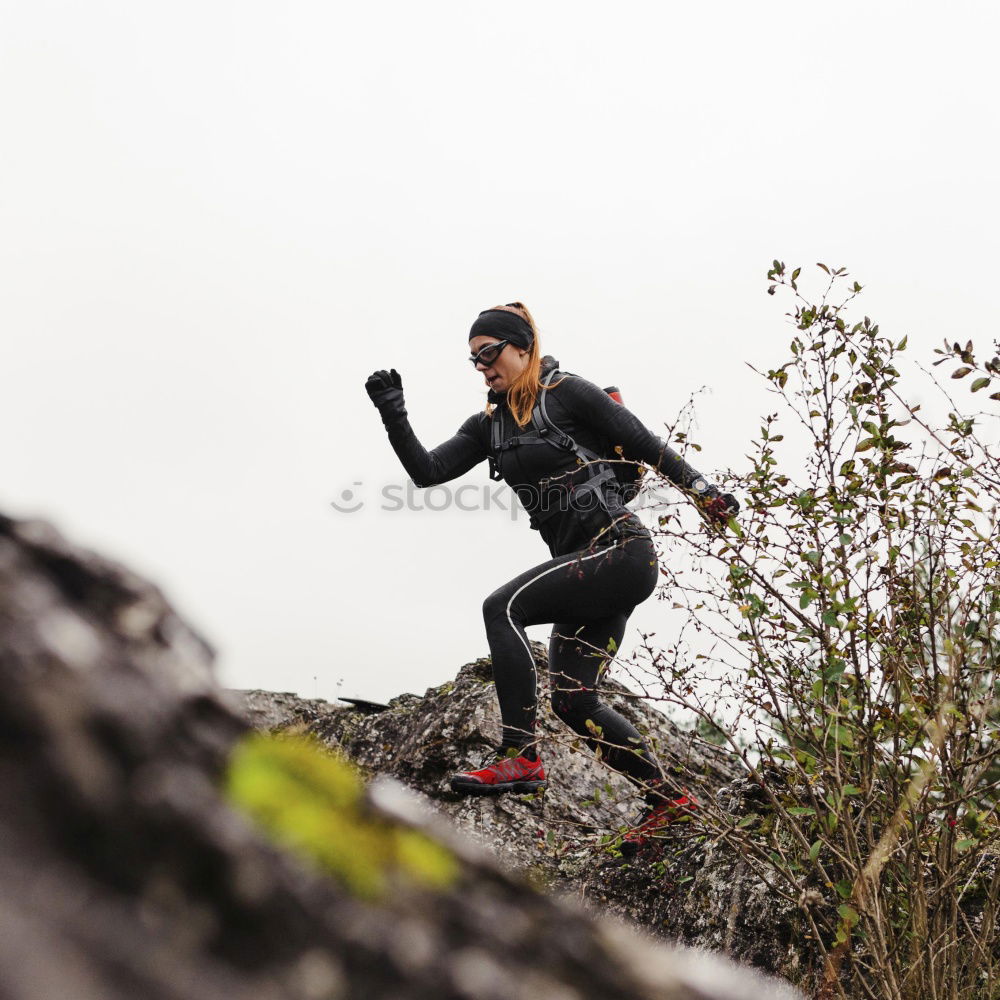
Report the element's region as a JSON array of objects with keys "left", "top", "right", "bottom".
[{"left": 2, "top": 1, "right": 998, "bottom": 704}]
